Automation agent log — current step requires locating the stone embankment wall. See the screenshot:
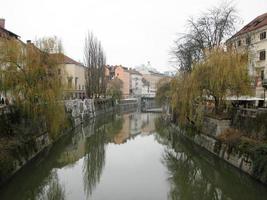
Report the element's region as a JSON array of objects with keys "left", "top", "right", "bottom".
[
  {"left": 0, "top": 98, "right": 138, "bottom": 186},
  {"left": 173, "top": 115, "right": 264, "bottom": 183}
]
